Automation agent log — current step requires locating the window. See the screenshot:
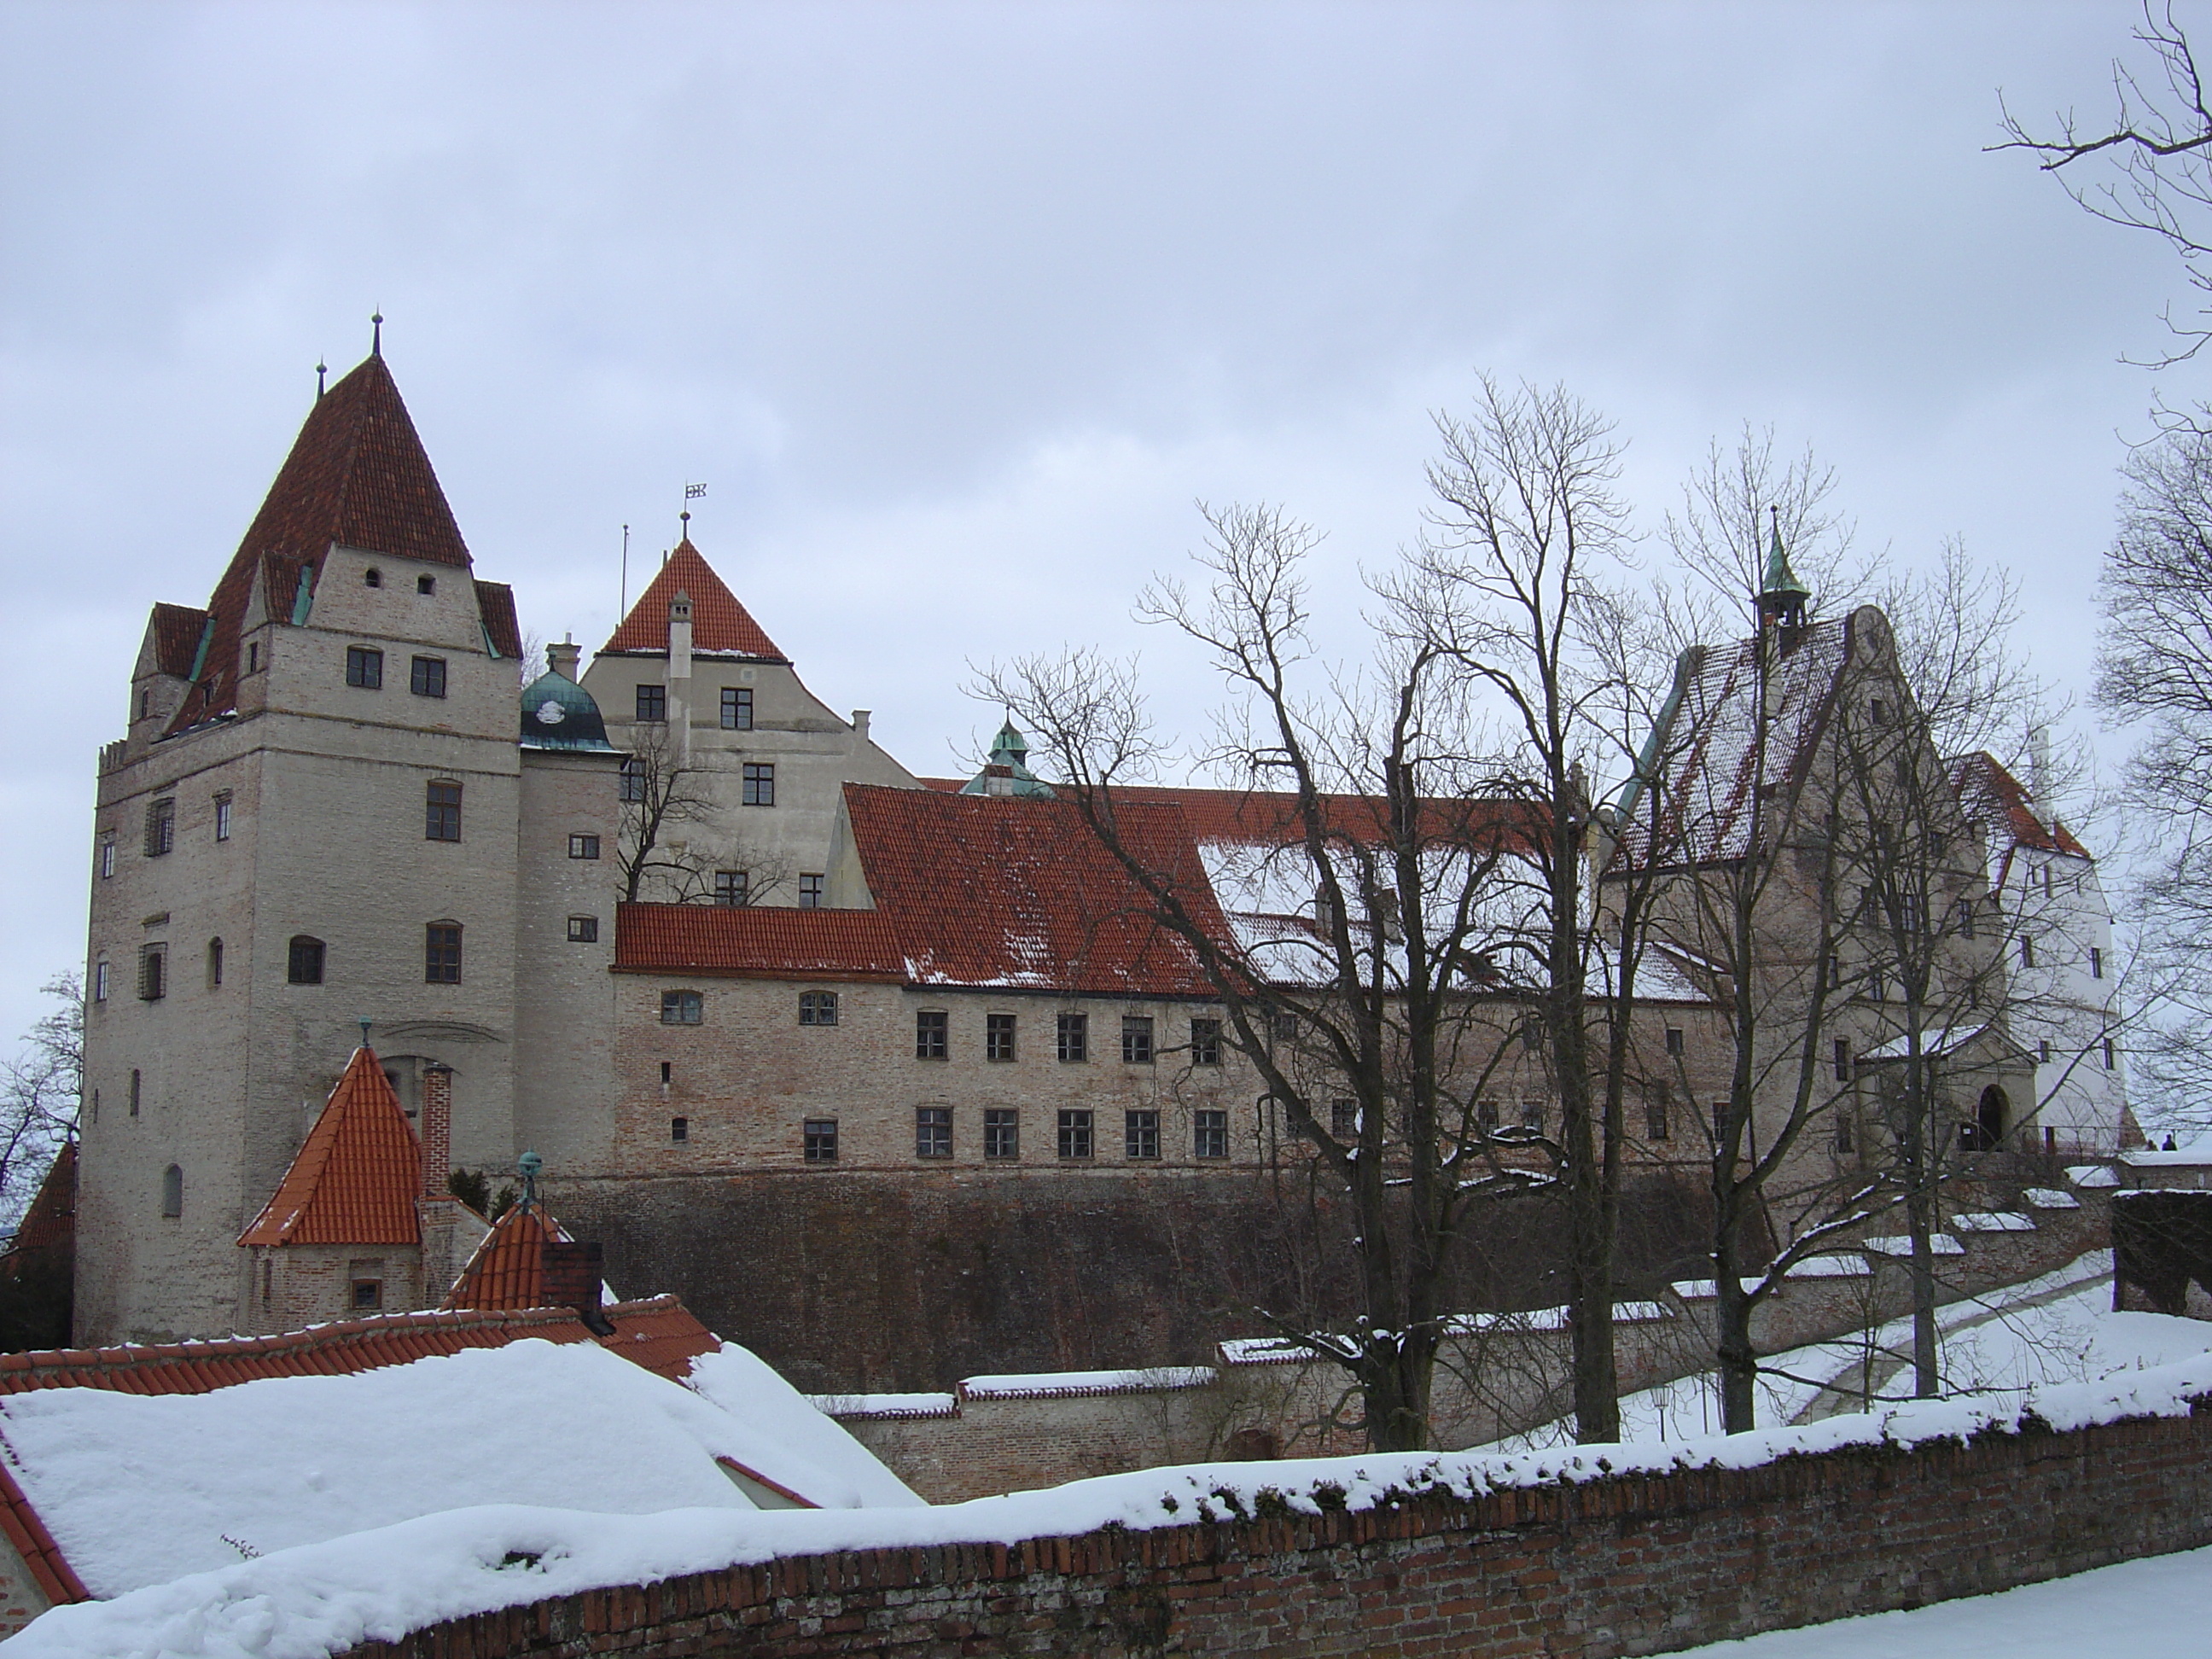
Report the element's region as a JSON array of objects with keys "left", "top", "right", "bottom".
[
  {"left": 1953, "top": 898, "right": 1976, "bottom": 940},
  {"left": 145, "top": 798, "right": 175, "bottom": 857},
  {"left": 160, "top": 1164, "right": 183, "bottom": 1219},
  {"left": 1833, "top": 1038, "right": 1850, "bottom": 1082},
  {"left": 917, "top": 1107, "right": 952, "bottom": 1159},
  {"left": 1122, "top": 1016, "right": 1155, "bottom": 1064},
  {"left": 916, "top": 1010, "right": 948, "bottom": 1060},
  {"left": 2090, "top": 946, "right": 2104, "bottom": 980},
  {"left": 1194, "top": 1109, "right": 1229, "bottom": 1160},
  {"left": 721, "top": 687, "right": 753, "bottom": 730},
  {"left": 207, "top": 937, "right": 224, "bottom": 989},
  {"left": 984, "top": 1109, "right": 1019, "bottom": 1160},
  {"left": 93, "top": 961, "right": 108, "bottom": 1003},
  {"left": 425, "top": 923, "right": 463, "bottom": 984},
  {"left": 410, "top": 655, "right": 448, "bottom": 698},
  {"left": 713, "top": 869, "right": 747, "bottom": 906},
  {"left": 567, "top": 915, "right": 598, "bottom": 943},
  {"left": 1126, "top": 1109, "right": 1160, "bottom": 1160},
  {"left": 1665, "top": 1027, "right": 1684, "bottom": 1057},
  {"left": 416, "top": 573, "right": 436, "bottom": 596},
  {"left": 671, "top": 1116, "right": 689, "bottom": 1144},
  {"left": 1826, "top": 955, "right": 1841, "bottom": 991},
  {"left": 1190, "top": 1018, "right": 1222, "bottom": 1066},
  {"left": 987, "top": 1012, "right": 1016, "bottom": 1061},
  {"left": 1330, "top": 1098, "right": 1358, "bottom": 1139},
  {"left": 1645, "top": 1092, "right": 1670, "bottom": 1142},
  {"left": 1273, "top": 1010, "right": 1299, "bottom": 1041},
  {"left": 1057, "top": 1013, "right": 1088, "bottom": 1062},
  {"left": 797, "top": 872, "right": 823, "bottom": 908},
  {"left": 661, "top": 990, "right": 702, "bottom": 1026},
  {"left": 636, "top": 684, "right": 667, "bottom": 722},
  {"left": 1520, "top": 1100, "right": 1545, "bottom": 1134},
  {"left": 346, "top": 646, "right": 383, "bottom": 689},
  {"left": 213, "top": 793, "right": 232, "bottom": 841},
  {"left": 1057, "top": 1109, "right": 1094, "bottom": 1160},
  {"left": 129, "top": 1068, "right": 141, "bottom": 1116},
  {"left": 137, "top": 689, "right": 150, "bottom": 720},
  {"left": 568, "top": 834, "right": 601, "bottom": 859},
  {"left": 1712, "top": 1098, "right": 1731, "bottom": 1141},
  {"left": 2020, "top": 935, "right": 2036, "bottom": 969},
  {"left": 98, "top": 833, "right": 114, "bottom": 879},
  {"left": 1866, "top": 964, "right": 1885, "bottom": 1002},
  {"left": 287, "top": 935, "right": 325, "bottom": 985},
  {"left": 2104, "top": 1035, "right": 2118, "bottom": 1071},
  {"left": 661, "top": 1061, "right": 672, "bottom": 1085},
  {"left": 1478, "top": 1098, "right": 1500, "bottom": 1130},
  {"left": 352, "top": 1278, "right": 382, "bottom": 1312},
  {"left": 742, "top": 763, "right": 776, "bottom": 806},
  {"left": 804, "top": 1119, "right": 839, "bottom": 1163},
  {"left": 138, "top": 945, "right": 166, "bottom": 1001},
  {"left": 1835, "top": 1112, "right": 1854, "bottom": 1155},
  {"left": 1870, "top": 698, "right": 1889, "bottom": 725},
  {"left": 364, "top": 568, "right": 382, "bottom": 588},
  {"left": 425, "top": 781, "right": 463, "bottom": 841},
  {"left": 800, "top": 991, "right": 839, "bottom": 1027},
  {"left": 619, "top": 759, "right": 646, "bottom": 803},
  {"left": 2039, "top": 1039, "right": 2052, "bottom": 1064},
  {"left": 1901, "top": 892, "right": 1925, "bottom": 934},
  {"left": 247, "top": 642, "right": 259, "bottom": 674}
]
